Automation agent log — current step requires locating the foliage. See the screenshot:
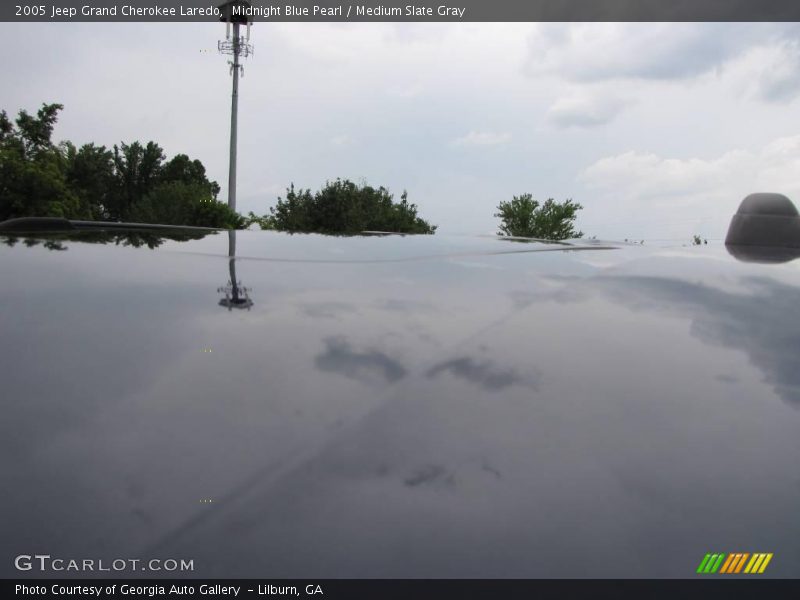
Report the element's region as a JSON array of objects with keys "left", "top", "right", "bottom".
[
  {"left": 495, "top": 194, "right": 583, "bottom": 240},
  {"left": 266, "top": 179, "right": 437, "bottom": 234},
  {"left": 2, "top": 104, "right": 435, "bottom": 234},
  {"left": 692, "top": 234, "right": 707, "bottom": 245},
  {"left": 1, "top": 229, "right": 213, "bottom": 251},
  {"left": 242, "top": 211, "right": 275, "bottom": 230},
  {"left": 63, "top": 141, "right": 115, "bottom": 220},
  {"left": 14, "top": 103, "right": 63, "bottom": 155},
  {"left": 128, "top": 181, "right": 243, "bottom": 229},
  {"left": 1, "top": 102, "right": 230, "bottom": 228},
  {"left": 0, "top": 103, "right": 90, "bottom": 222}
]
